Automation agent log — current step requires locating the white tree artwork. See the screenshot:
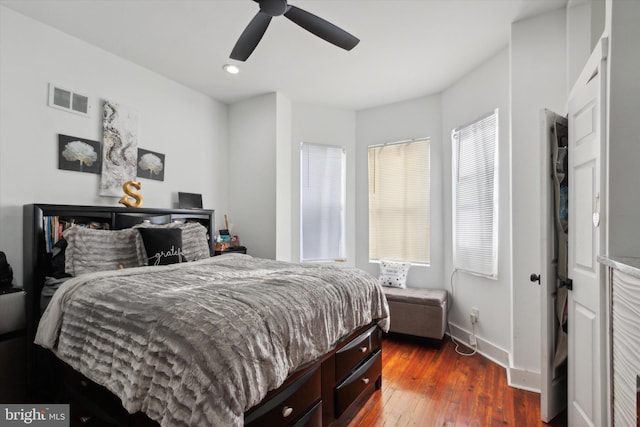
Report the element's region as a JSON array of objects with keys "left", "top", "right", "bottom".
[
  {"left": 137, "top": 148, "right": 165, "bottom": 181},
  {"left": 100, "top": 100, "right": 138, "bottom": 196},
  {"left": 62, "top": 141, "right": 97, "bottom": 171},
  {"left": 57, "top": 134, "right": 101, "bottom": 174}
]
